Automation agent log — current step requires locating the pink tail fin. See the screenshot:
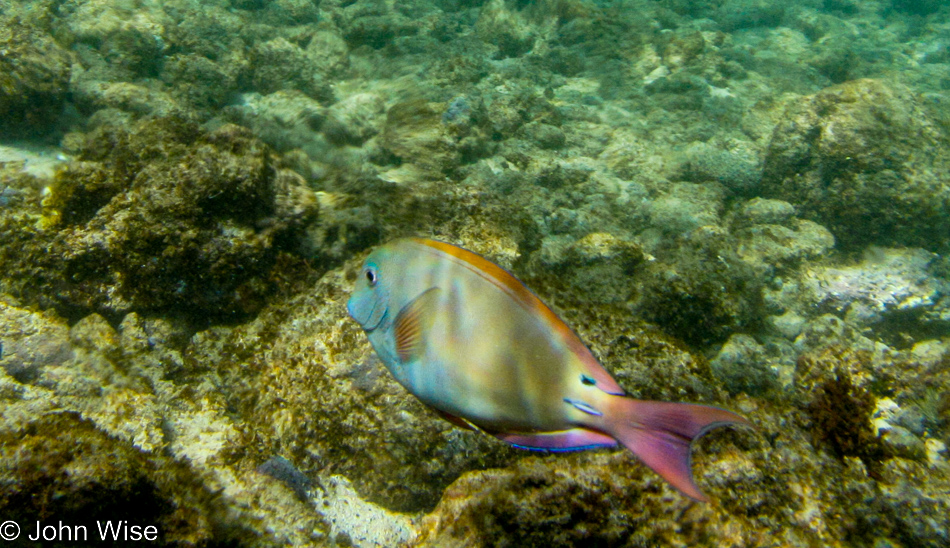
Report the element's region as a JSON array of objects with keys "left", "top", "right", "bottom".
[{"left": 605, "top": 398, "right": 750, "bottom": 502}]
